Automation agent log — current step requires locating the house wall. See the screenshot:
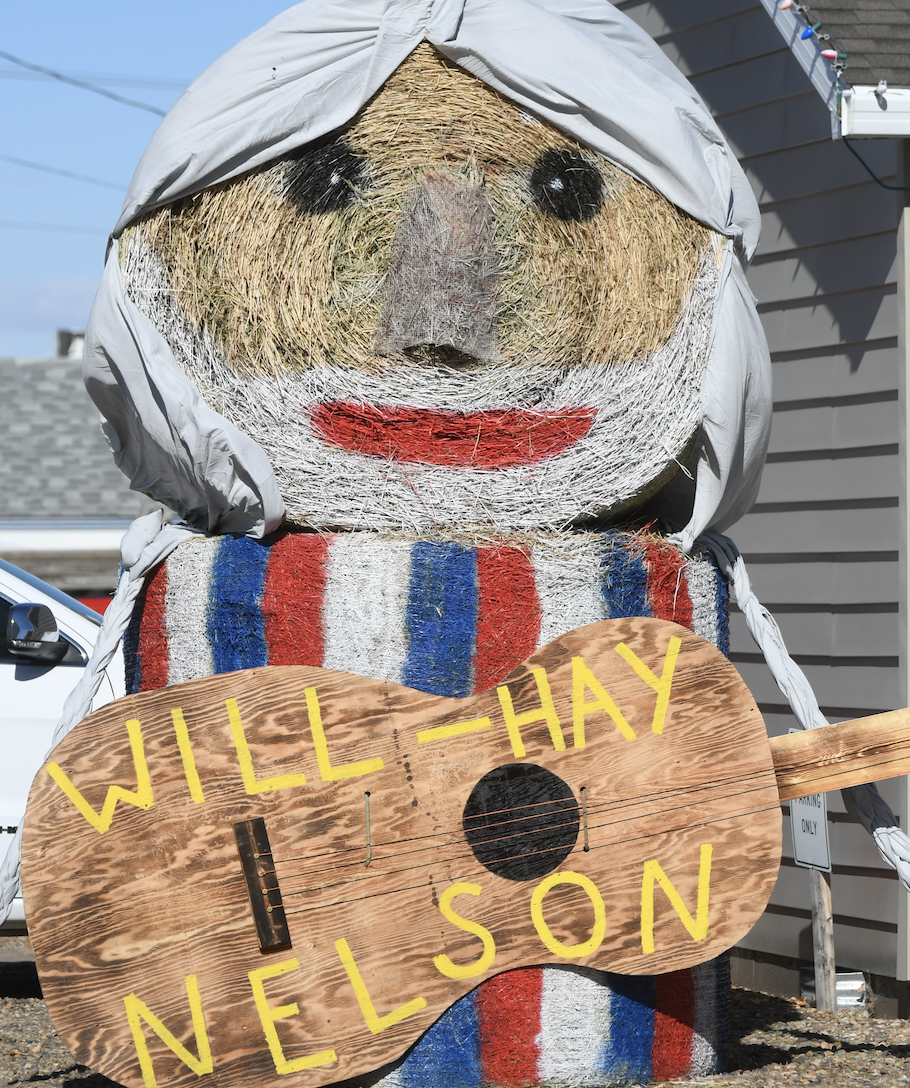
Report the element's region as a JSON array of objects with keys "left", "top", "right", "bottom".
[{"left": 618, "top": 0, "right": 906, "bottom": 983}]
